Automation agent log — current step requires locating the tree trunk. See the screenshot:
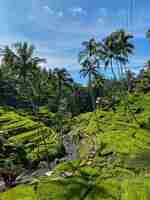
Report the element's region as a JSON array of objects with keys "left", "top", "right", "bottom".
[{"left": 88, "top": 72, "right": 95, "bottom": 111}]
